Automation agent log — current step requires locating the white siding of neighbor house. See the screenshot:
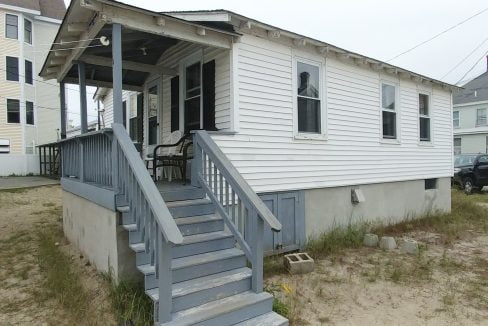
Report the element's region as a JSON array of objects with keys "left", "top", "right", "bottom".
[{"left": 210, "top": 34, "right": 453, "bottom": 193}]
